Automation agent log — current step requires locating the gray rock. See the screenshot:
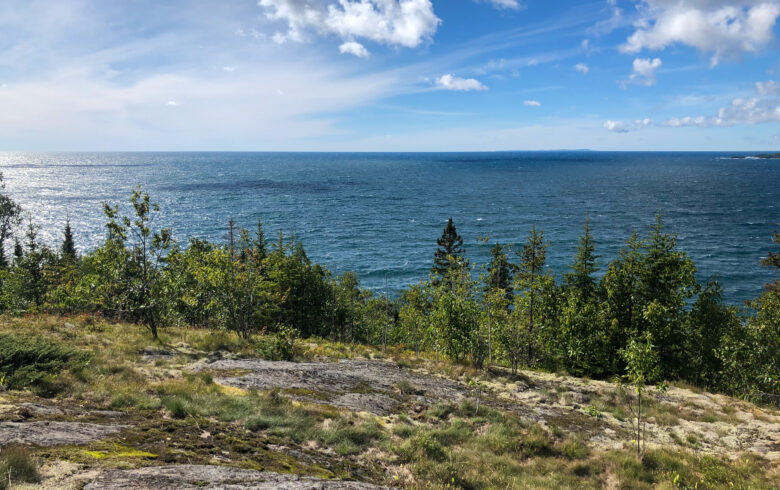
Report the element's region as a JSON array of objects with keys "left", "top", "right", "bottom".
[
  {"left": 85, "top": 465, "right": 389, "bottom": 489},
  {"left": 0, "top": 421, "right": 125, "bottom": 447}
]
